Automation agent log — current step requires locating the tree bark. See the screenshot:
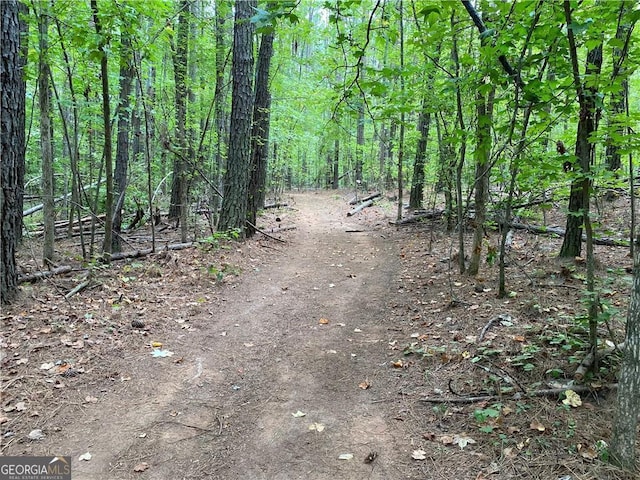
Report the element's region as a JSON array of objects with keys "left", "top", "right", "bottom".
[
  {"left": 217, "top": 0, "right": 255, "bottom": 236},
  {"left": 605, "top": 1, "right": 634, "bottom": 172},
  {"left": 212, "top": 0, "right": 229, "bottom": 223},
  {"left": 467, "top": 84, "right": 495, "bottom": 276},
  {"left": 559, "top": 2, "right": 603, "bottom": 258},
  {"left": 91, "top": 0, "right": 114, "bottom": 259},
  {"left": 333, "top": 139, "right": 340, "bottom": 189},
  {"left": 1, "top": 0, "right": 27, "bottom": 303},
  {"left": 38, "top": 3, "right": 55, "bottom": 266},
  {"left": 112, "top": 33, "right": 134, "bottom": 253},
  {"left": 409, "top": 97, "right": 430, "bottom": 210},
  {"left": 610, "top": 236, "right": 640, "bottom": 470},
  {"left": 247, "top": 28, "right": 275, "bottom": 236},
  {"left": 168, "top": 0, "right": 189, "bottom": 233}
]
